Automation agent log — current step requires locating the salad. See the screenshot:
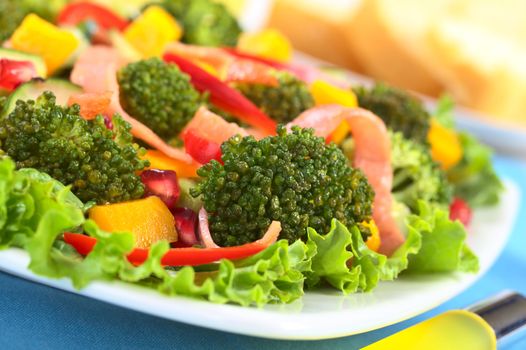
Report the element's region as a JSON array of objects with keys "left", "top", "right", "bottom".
[{"left": 0, "top": 1, "right": 503, "bottom": 307}]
